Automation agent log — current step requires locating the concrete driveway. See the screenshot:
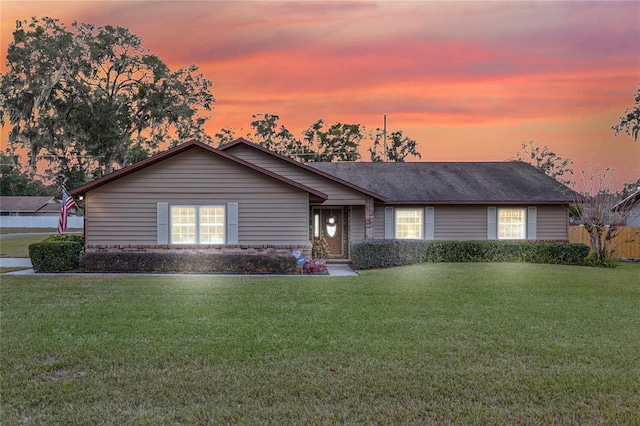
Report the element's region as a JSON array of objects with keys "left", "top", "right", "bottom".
[{"left": 0, "top": 258, "right": 33, "bottom": 268}]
